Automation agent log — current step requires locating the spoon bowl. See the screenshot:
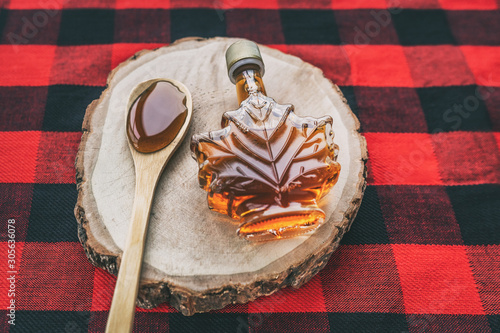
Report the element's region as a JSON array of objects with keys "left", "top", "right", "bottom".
[{"left": 105, "top": 78, "right": 192, "bottom": 333}]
